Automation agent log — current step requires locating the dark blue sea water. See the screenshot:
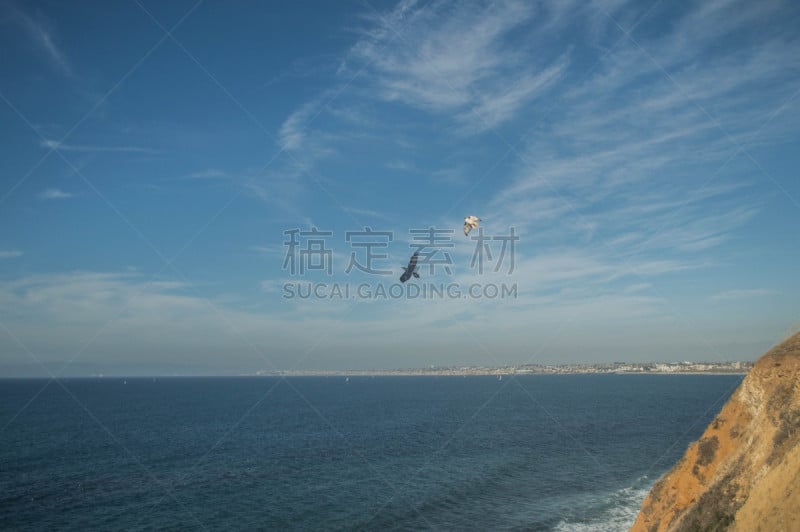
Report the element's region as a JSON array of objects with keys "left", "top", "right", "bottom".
[{"left": 0, "top": 375, "right": 742, "bottom": 531}]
